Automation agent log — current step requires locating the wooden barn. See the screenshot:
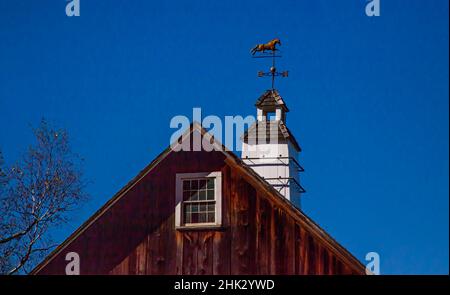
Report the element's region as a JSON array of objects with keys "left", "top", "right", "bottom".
[{"left": 32, "top": 90, "right": 365, "bottom": 275}]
